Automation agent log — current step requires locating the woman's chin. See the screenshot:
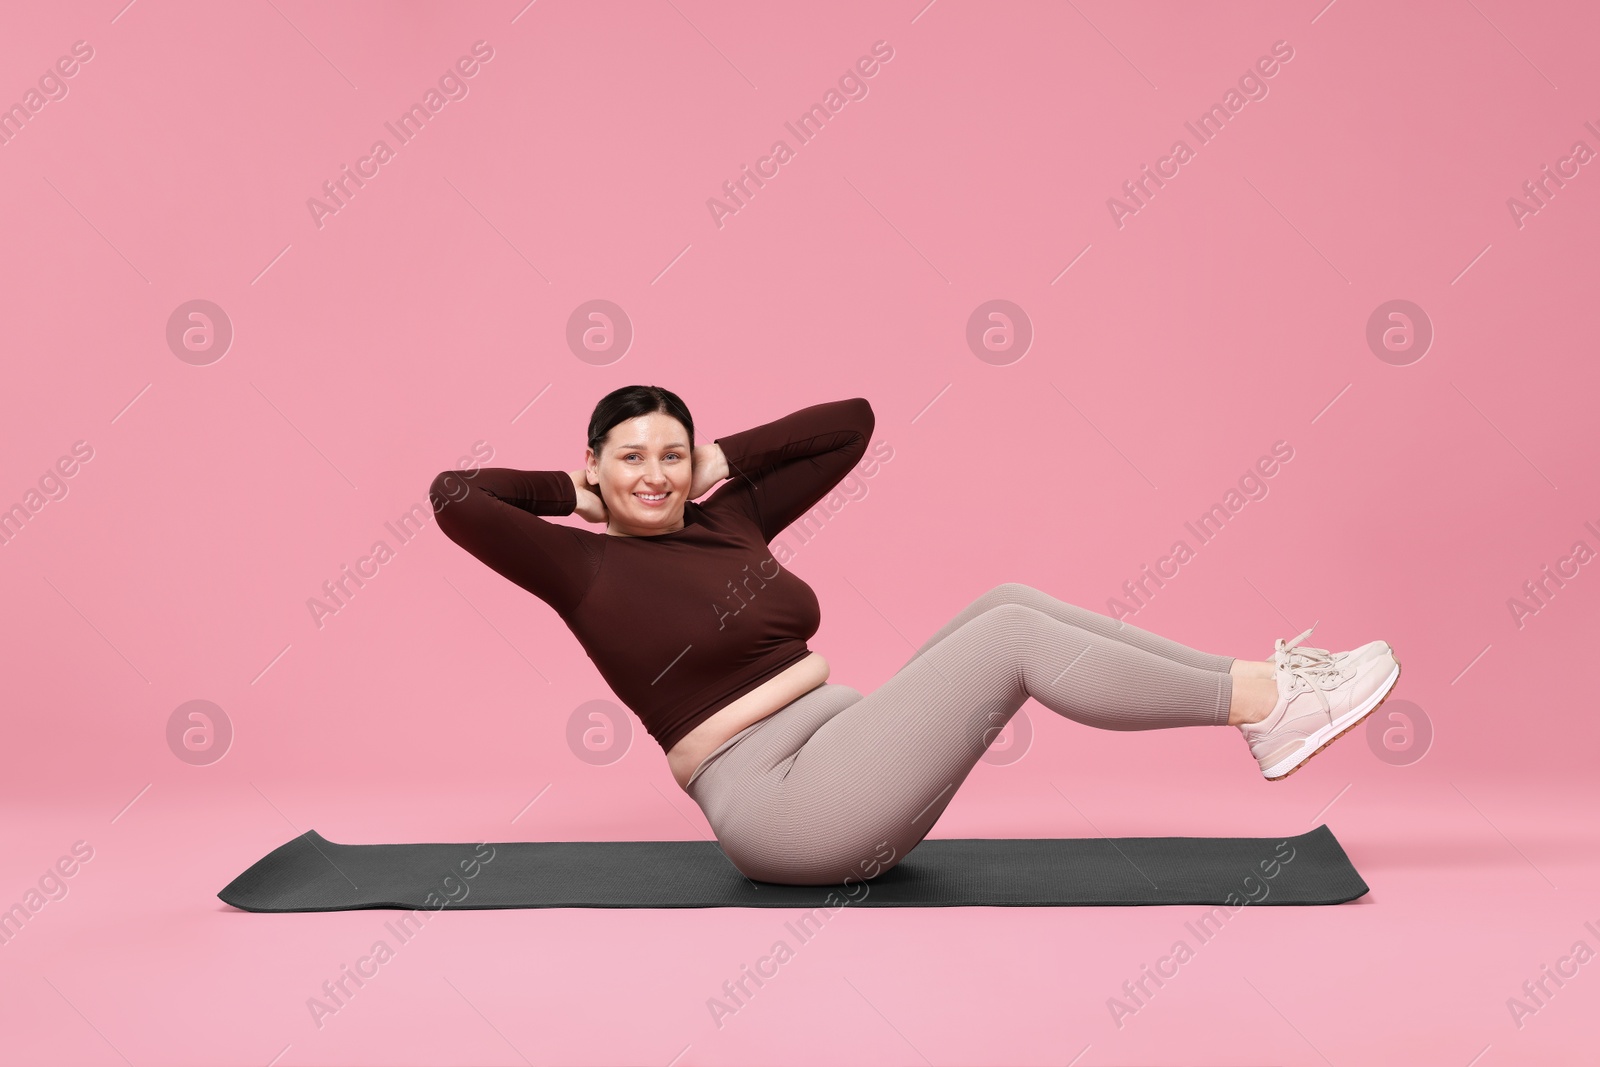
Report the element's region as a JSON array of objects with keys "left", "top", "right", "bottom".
[{"left": 626, "top": 506, "right": 683, "bottom": 530}]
